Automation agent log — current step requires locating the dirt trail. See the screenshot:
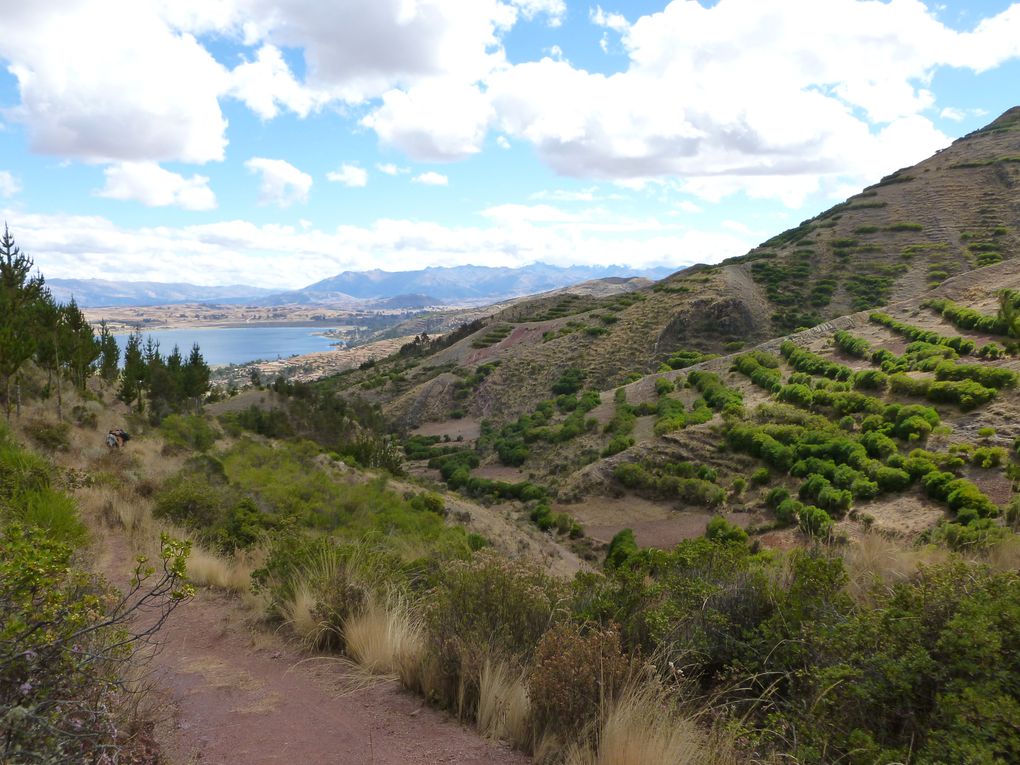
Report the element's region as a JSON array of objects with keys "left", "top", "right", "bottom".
[
  {"left": 91, "top": 529, "right": 528, "bottom": 765},
  {"left": 139, "top": 588, "right": 528, "bottom": 765},
  {"left": 68, "top": 450, "right": 529, "bottom": 765}
]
